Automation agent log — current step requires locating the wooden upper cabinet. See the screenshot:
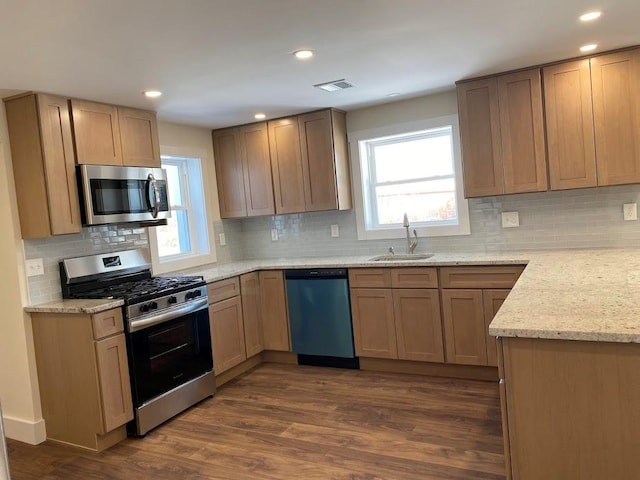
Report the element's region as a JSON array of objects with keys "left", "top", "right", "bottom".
[
  {"left": 298, "top": 109, "right": 352, "bottom": 212},
  {"left": 457, "top": 78, "right": 505, "bottom": 197},
  {"left": 543, "top": 60, "right": 597, "bottom": 190},
  {"left": 118, "top": 107, "right": 161, "bottom": 167},
  {"left": 239, "top": 122, "right": 275, "bottom": 216},
  {"left": 70, "top": 99, "right": 123, "bottom": 165},
  {"left": 4, "top": 93, "right": 82, "bottom": 238},
  {"left": 498, "top": 69, "right": 548, "bottom": 194},
  {"left": 212, "top": 127, "right": 247, "bottom": 218},
  {"left": 268, "top": 117, "right": 306, "bottom": 214},
  {"left": 591, "top": 48, "right": 640, "bottom": 186}
]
